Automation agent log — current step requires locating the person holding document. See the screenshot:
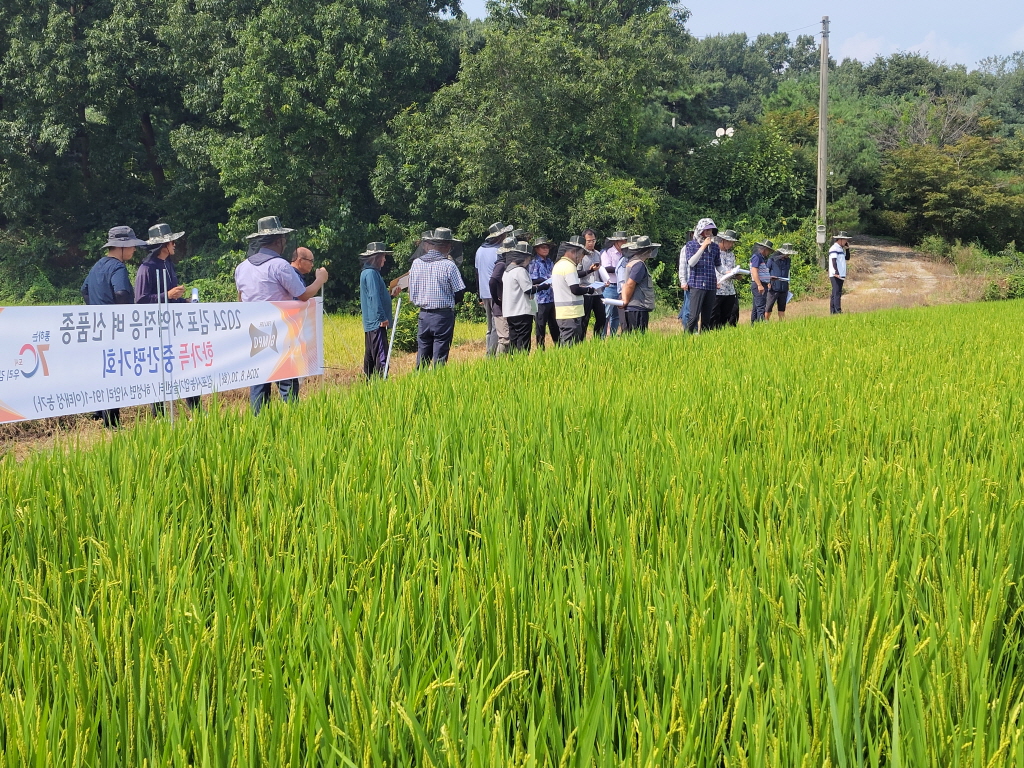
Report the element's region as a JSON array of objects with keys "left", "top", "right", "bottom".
[
  {"left": 765, "top": 243, "right": 796, "bottom": 321},
  {"left": 619, "top": 236, "right": 659, "bottom": 333},
  {"left": 551, "top": 236, "right": 603, "bottom": 345},
  {"left": 529, "top": 236, "right": 558, "bottom": 349},
  {"left": 682, "top": 218, "right": 721, "bottom": 334},
  {"left": 710, "top": 229, "right": 740, "bottom": 329},
  {"left": 502, "top": 241, "right": 539, "bottom": 352}
]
